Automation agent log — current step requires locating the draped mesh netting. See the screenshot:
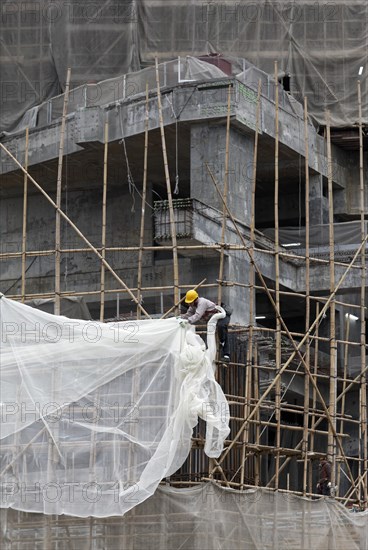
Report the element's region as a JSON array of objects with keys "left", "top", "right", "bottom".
[
  {"left": 0, "top": 295, "right": 230, "bottom": 517},
  {"left": 1, "top": 1, "right": 367, "bottom": 133},
  {"left": 1, "top": 484, "right": 368, "bottom": 549}
]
